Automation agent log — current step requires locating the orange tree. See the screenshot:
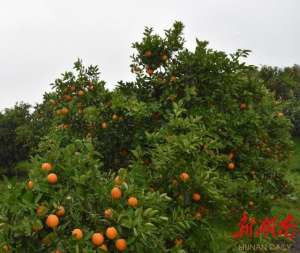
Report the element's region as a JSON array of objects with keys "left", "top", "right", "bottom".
[{"left": 0, "top": 22, "right": 293, "bottom": 252}]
